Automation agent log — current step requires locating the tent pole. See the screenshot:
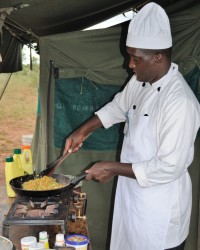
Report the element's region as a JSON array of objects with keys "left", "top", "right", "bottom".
[
  {"left": 0, "top": 73, "right": 12, "bottom": 101},
  {"left": 46, "top": 60, "right": 54, "bottom": 165}
]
